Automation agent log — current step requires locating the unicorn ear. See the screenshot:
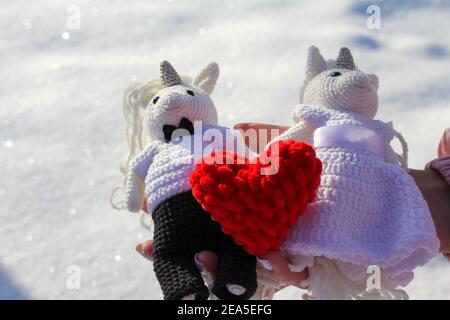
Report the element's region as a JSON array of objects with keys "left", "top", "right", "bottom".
[
  {"left": 305, "top": 46, "right": 327, "bottom": 79},
  {"left": 192, "top": 62, "right": 219, "bottom": 94},
  {"left": 300, "top": 46, "right": 327, "bottom": 103}
]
